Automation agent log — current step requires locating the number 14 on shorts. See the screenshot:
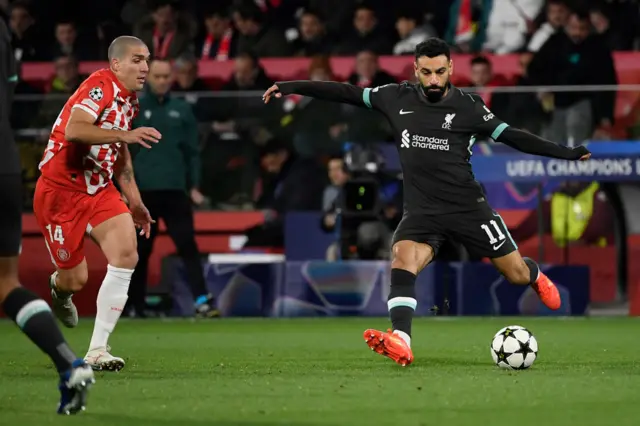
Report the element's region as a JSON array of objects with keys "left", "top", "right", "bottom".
[
  {"left": 45, "top": 224, "right": 65, "bottom": 244},
  {"left": 481, "top": 220, "right": 505, "bottom": 249}
]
